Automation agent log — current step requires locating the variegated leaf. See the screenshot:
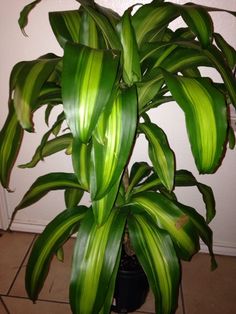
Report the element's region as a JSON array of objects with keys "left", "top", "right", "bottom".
[
  {"left": 140, "top": 122, "right": 175, "bottom": 191},
  {"left": 179, "top": 4, "right": 213, "bottom": 47},
  {"left": 62, "top": 42, "right": 120, "bottom": 143},
  {"left": 13, "top": 55, "right": 60, "bottom": 131},
  {"left": 131, "top": 191, "right": 200, "bottom": 260},
  {"left": 15, "top": 172, "right": 82, "bottom": 211},
  {"left": 163, "top": 70, "right": 228, "bottom": 173},
  {"left": 19, "top": 133, "right": 72, "bottom": 169},
  {"left": 70, "top": 209, "right": 127, "bottom": 314},
  {"left": 90, "top": 86, "right": 138, "bottom": 200},
  {"left": 26, "top": 206, "right": 87, "bottom": 301},
  {"left": 0, "top": 105, "right": 24, "bottom": 190},
  {"left": 116, "top": 8, "right": 141, "bottom": 85},
  {"left": 72, "top": 138, "right": 91, "bottom": 190},
  {"left": 128, "top": 209, "right": 180, "bottom": 314}
]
